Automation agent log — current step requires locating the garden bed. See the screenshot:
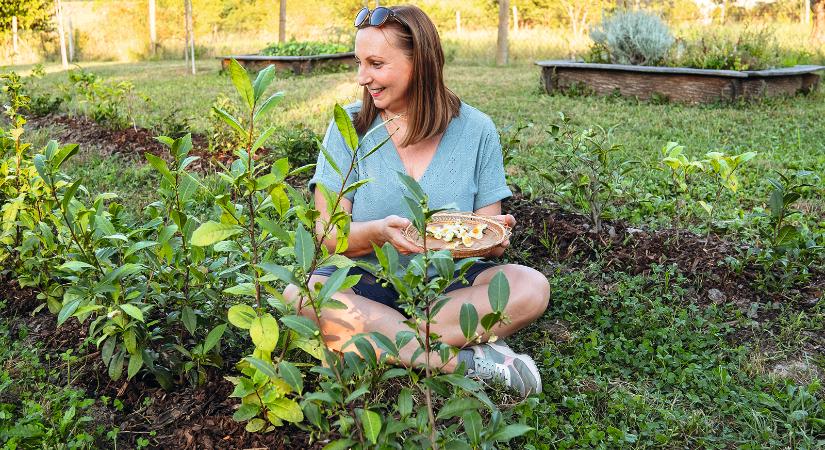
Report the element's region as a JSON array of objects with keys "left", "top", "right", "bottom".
[
  {"left": 220, "top": 52, "right": 356, "bottom": 75},
  {"left": 536, "top": 60, "right": 825, "bottom": 103}
]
